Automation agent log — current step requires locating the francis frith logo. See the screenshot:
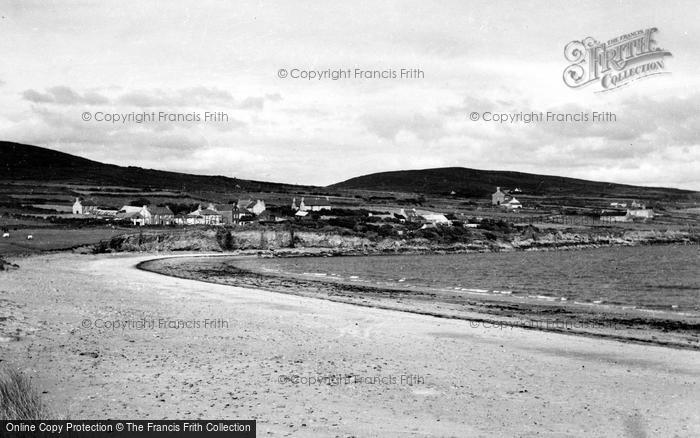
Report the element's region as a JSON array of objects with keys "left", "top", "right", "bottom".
[{"left": 563, "top": 28, "right": 672, "bottom": 91}]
